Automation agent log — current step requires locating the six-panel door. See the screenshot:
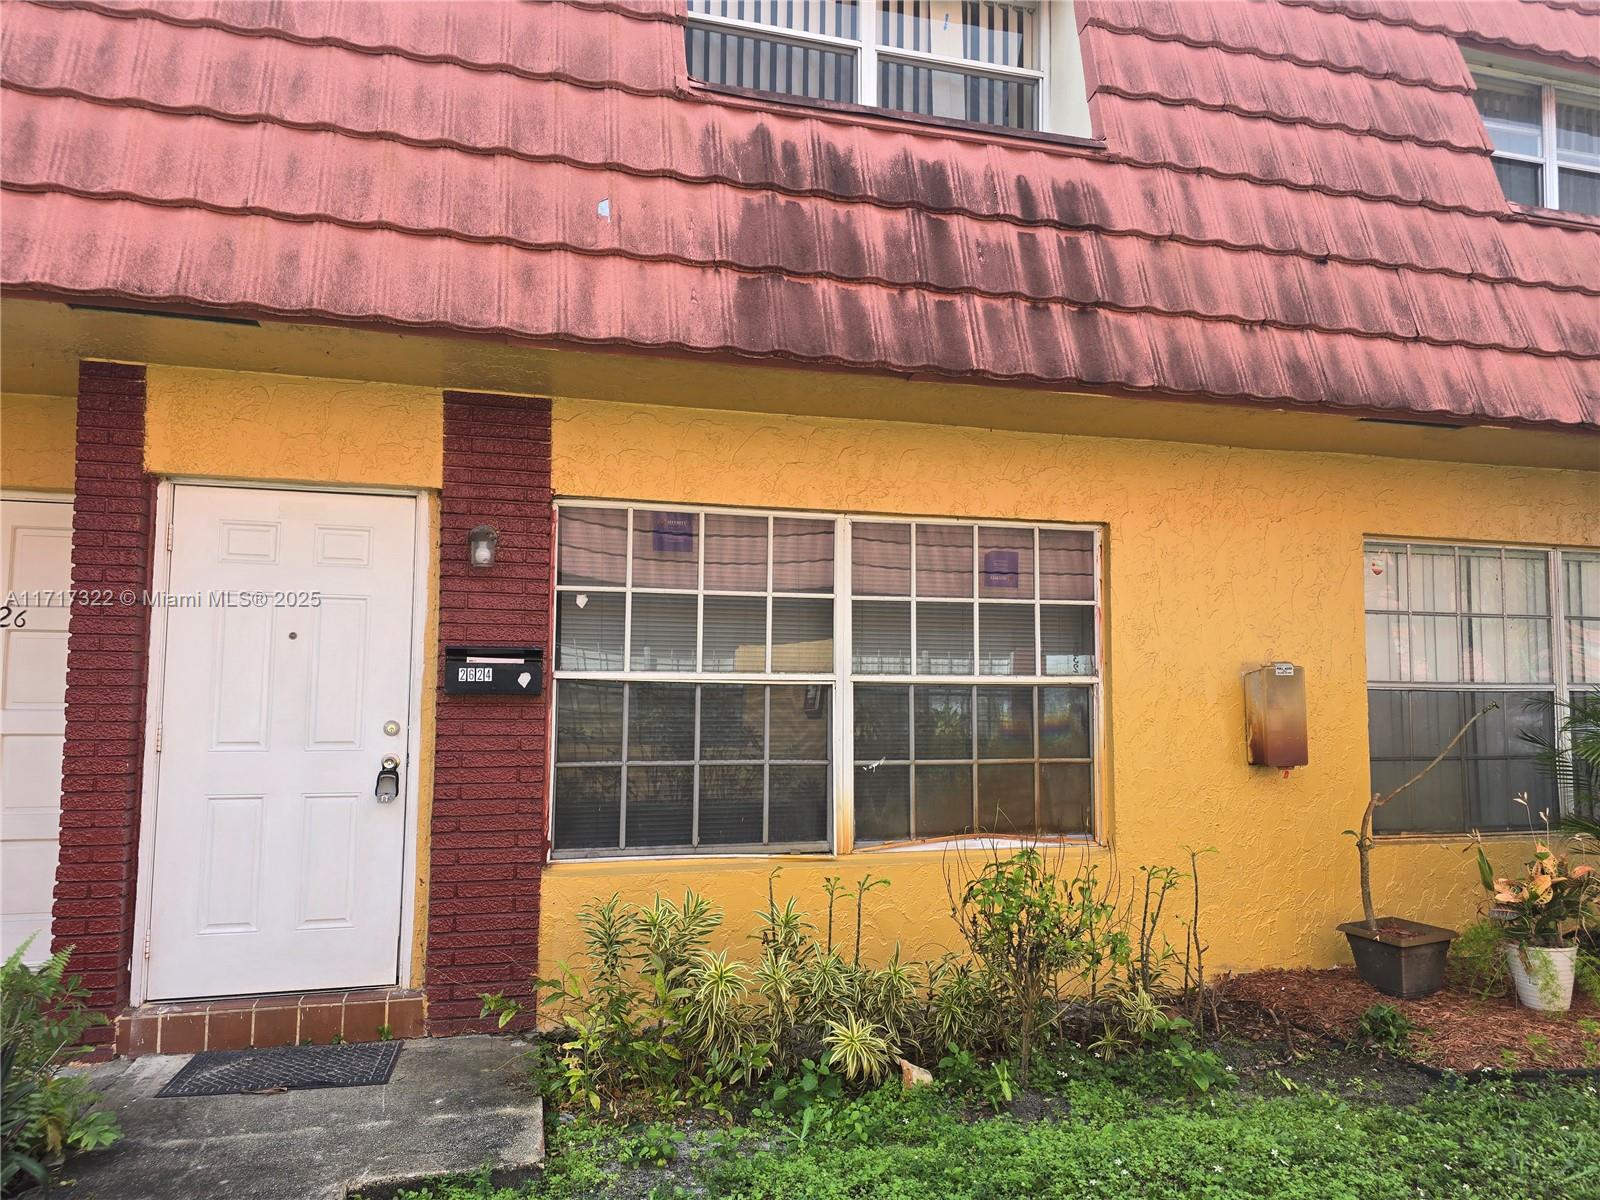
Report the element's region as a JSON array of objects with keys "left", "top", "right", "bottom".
[{"left": 145, "top": 486, "right": 418, "bottom": 1000}]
